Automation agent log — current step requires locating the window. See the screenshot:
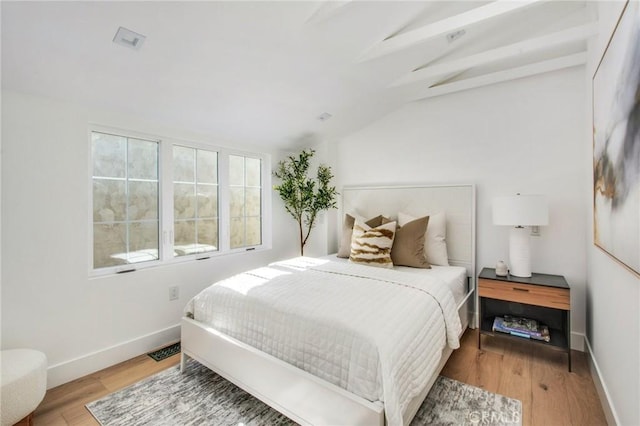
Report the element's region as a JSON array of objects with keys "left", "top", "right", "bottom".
[
  {"left": 173, "top": 146, "right": 219, "bottom": 257},
  {"left": 91, "top": 132, "right": 159, "bottom": 269},
  {"left": 90, "top": 128, "right": 269, "bottom": 275},
  {"left": 229, "top": 155, "right": 262, "bottom": 249}
]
